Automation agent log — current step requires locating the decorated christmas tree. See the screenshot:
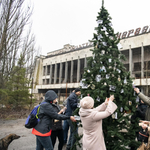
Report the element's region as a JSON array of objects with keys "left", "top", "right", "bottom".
[{"left": 74, "top": 1, "right": 141, "bottom": 150}]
